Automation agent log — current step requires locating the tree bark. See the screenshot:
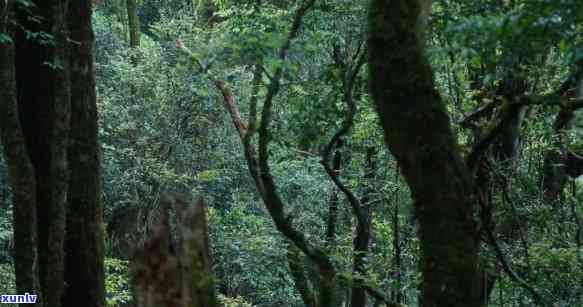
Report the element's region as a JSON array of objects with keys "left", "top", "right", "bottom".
[
  {"left": 130, "top": 194, "right": 218, "bottom": 307},
  {"left": 541, "top": 76, "right": 583, "bottom": 203},
  {"left": 126, "top": 0, "right": 140, "bottom": 48},
  {"left": 0, "top": 1, "right": 42, "bottom": 302},
  {"left": 351, "top": 147, "right": 375, "bottom": 307},
  {"left": 368, "top": 1, "right": 479, "bottom": 306},
  {"left": 14, "top": 1, "right": 71, "bottom": 305},
  {"left": 206, "top": 2, "right": 339, "bottom": 305},
  {"left": 326, "top": 140, "right": 343, "bottom": 243},
  {"left": 286, "top": 243, "right": 317, "bottom": 307},
  {"left": 62, "top": 1, "right": 105, "bottom": 306}
]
